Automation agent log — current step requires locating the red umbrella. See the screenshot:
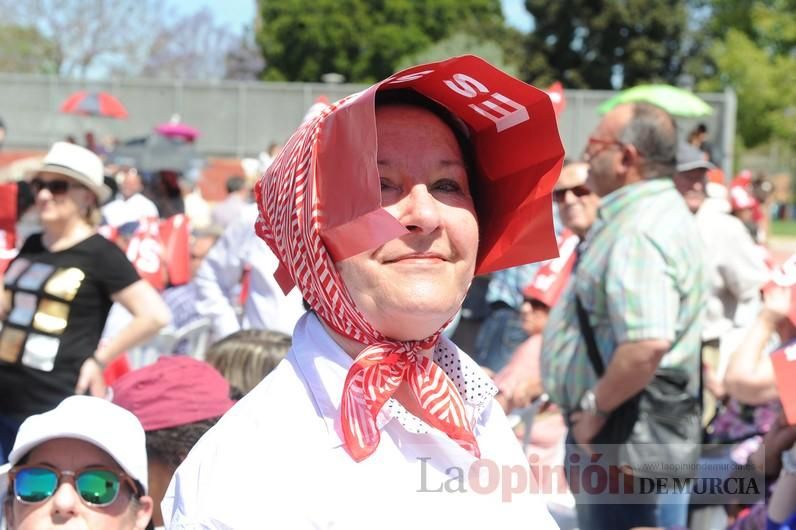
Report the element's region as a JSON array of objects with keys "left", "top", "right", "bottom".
[
  {"left": 59, "top": 91, "right": 128, "bottom": 119},
  {"left": 154, "top": 122, "right": 200, "bottom": 142}
]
